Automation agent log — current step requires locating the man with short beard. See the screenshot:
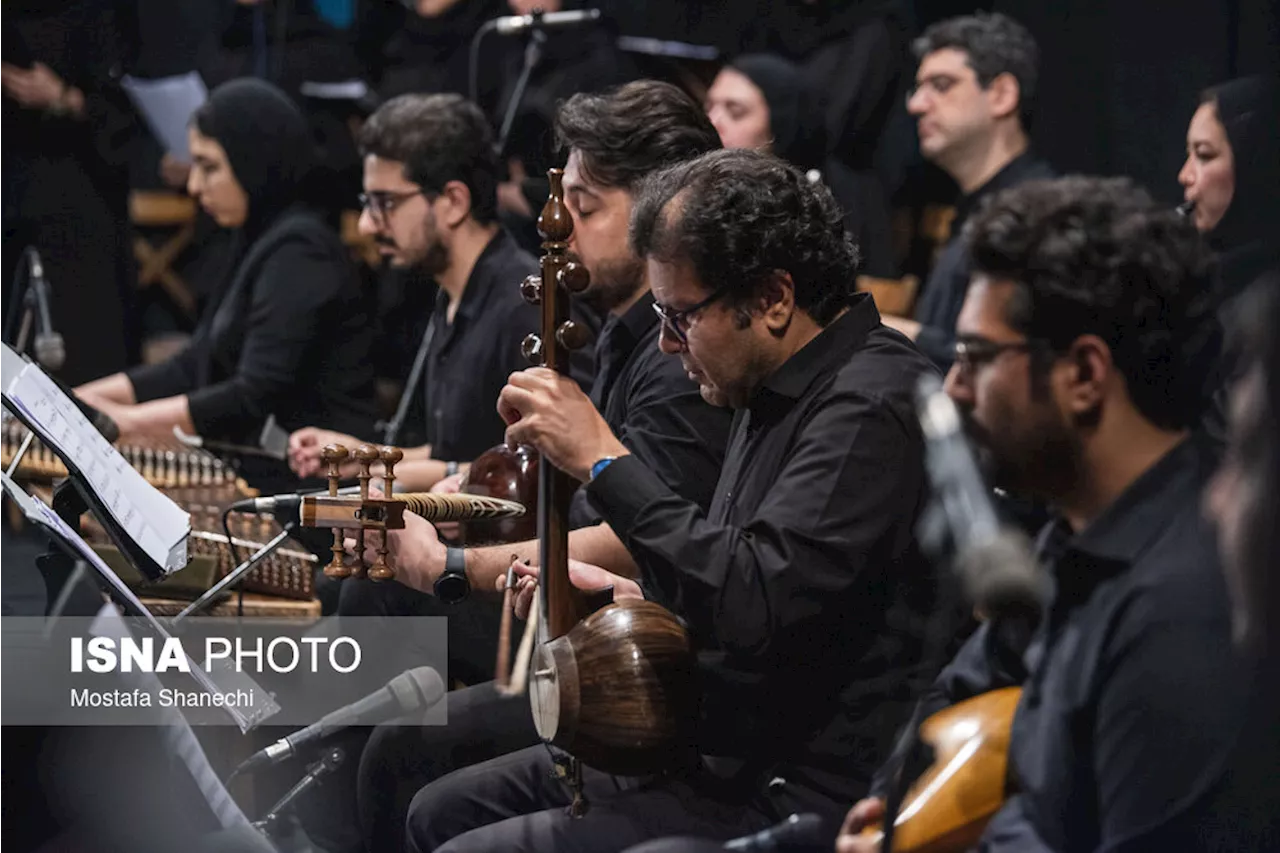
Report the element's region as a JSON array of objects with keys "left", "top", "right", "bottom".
[
  {"left": 836, "top": 177, "right": 1248, "bottom": 852},
  {"left": 351, "top": 81, "right": 734, "bottom": 853},
  {"left": 287, "top": 92, "right": 592, "bottom": 492}
]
